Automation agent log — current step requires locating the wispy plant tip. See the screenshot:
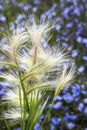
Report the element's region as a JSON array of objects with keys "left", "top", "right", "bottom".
[{"left": 0, "top": 19, "right": 76, "bottom": 130}]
